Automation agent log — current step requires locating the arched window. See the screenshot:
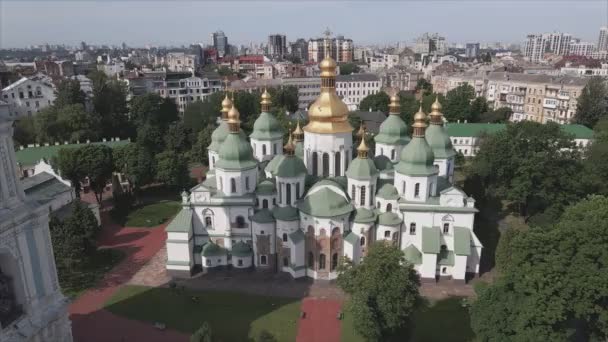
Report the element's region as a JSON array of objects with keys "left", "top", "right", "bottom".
[
  {"left": 262, "top": 199, "right": 268, "bottom": 208},
  {"left": 414, "top": 183, "right": 420, "bottom": 197},
  {"left": 384, "top": 230, "right": 391, "bottom": 238},
  {"left": 278, "top": 182, "right": 282, "bottom": 203},
  {"left": 287, "top": 183, "right": 293, "bottom": 205},
  {"left": 319, "top": 254, "right": 326, "bottom": 270},
  {"left": 273, "top": 144, "right": 277, "bottom": 154},
  {"left": 219, "top": 177, "right": 223, "bottom": 190},
  {"left": 283, "top": 257, "right": 289, "bottom": 267},
  {"left": 296, "top": 182, "right": 301, "bottom": 199},
  {"left": 262, "top": 144, "right": 267, "bottom": 155},
  {"left": 369, "top": 185, "right": 374, "bottom": 206},
  {"left": 322, "top": 153, "right": 329, "bottom": 177},
  {"left": 335, "top": 151, "right": 341, "bottom": 176},
  {"left": 360, "top": 236, "right": 366, "bottom": 246},
  {"left": 429, "top": 182, "right": 433, "bottom": 196},
  {"left": 235, "top": 216, "right": 245, "bottom": 228},
  {"left": 392, "top": 232, "right": 399, "bottom": 244},
  {"left": 386, "top": 203, "right": 392, "bottom": 212},
  {"left": 351, "top": 185, "right": 356, "bottom": 200},
  {"left": 282, "top": 233, "right": 288, "bottom": 242},
  {"left": 308, "top": 252, "right": 314, "bottom": 267},
  {"left": 205, "top": 216, "right": 212, "bottom": 227},
  {"left": 443, "top": 223, "right": 450, "bottom": 234},
  {"left": 273, "top": 198, "right": 276, "bottom": 205},
  {"left": 360, "top": 186, "right": 366, "bottom": 206},
  {"left": 245, "top": 177, "right": 250, "bottom": 191},
  {"left": 377, "top": 201, "right": 380, "bottom": 208},
  {"left": 312, "top": 152, "right": 318, "bottom": 176},
  {"left": 331, "top": 253, "right": 338, "bottom": 271},
  {"left": 212, "top": 156, "right": 215, "bottom": 165},
  {"left": 402, "top": 181, "right": 406, "bottom": 194},
  {"left": 391, "top": 149, "right": 395, "bottom": 160},
  {"left": 231, "top": 178, "right": 237, "bottom": 193},
  {"left": 409, "top": 223, "right": 416, "bottom": 235}
]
